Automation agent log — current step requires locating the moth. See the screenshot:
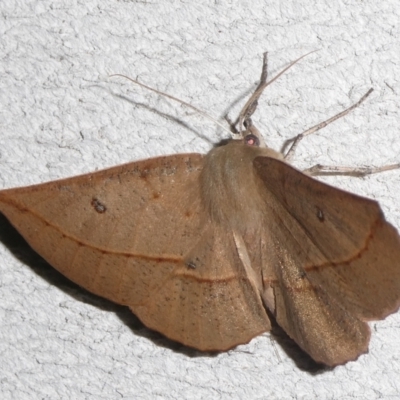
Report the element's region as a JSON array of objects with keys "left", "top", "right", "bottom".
[{"left": 1, "top": 54, "right": 400, "bottom": 367}]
